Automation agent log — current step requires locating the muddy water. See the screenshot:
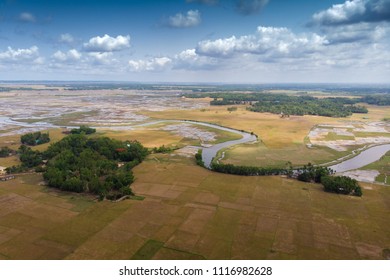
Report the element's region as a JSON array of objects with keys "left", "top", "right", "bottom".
[
  {"left": 131, "top": 120, "right": 257, "bottom": 168},
  {"left": 329, "top": 144, "right": 390, "bottom": 173}
]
